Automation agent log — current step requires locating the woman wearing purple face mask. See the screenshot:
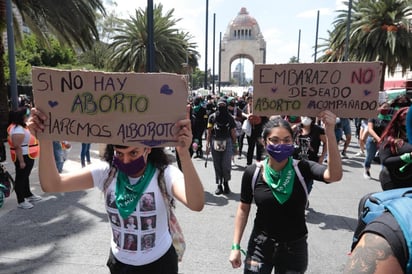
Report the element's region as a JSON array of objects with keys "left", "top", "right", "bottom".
[
  {"left": 27, "top": 108, "right": 204, "bottom": 274},
  {"left": 230, "top": 110, "right": 342, "bottom": 274}
]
